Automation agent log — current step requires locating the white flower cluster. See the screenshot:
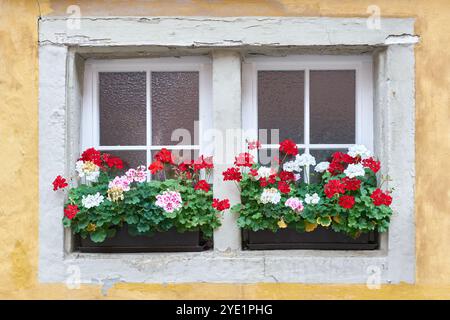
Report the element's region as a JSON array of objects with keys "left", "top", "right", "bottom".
[
  {"left": 283, "top": 153, "right": 316, "bottom": 173},
  {"left": 305, "top": 193, "right": 320, "bottom": 205},
  {"left": 260, "top": 188, "right": 281, "bottom": 204},
  {"left": 257, "top": 166, "right": 276, "bottom": 179},
  {"left": 75, "top": 160, "right": 100, "bottom": 182},
  {"left": 348, "top": 145, "right": 372, "bottom": 159},
  {"left": 314, "top": 161, "right": 330, "bottom": 173},
  {"left": 344, "top": 163, "right": 366, "bottom": 178},
  {"left": 81, "top": 192, "right": 105, "bottom": 209}
]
